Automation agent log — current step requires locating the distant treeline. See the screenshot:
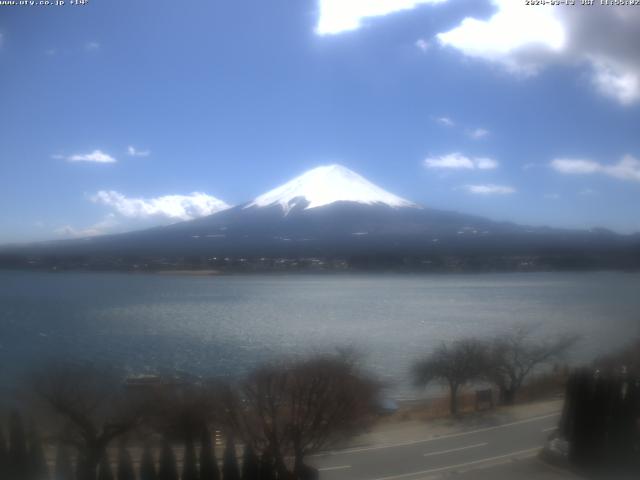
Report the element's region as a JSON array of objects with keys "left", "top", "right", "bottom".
[{"left": 2, "top": 250, "right": 640, "bottom": 273}]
